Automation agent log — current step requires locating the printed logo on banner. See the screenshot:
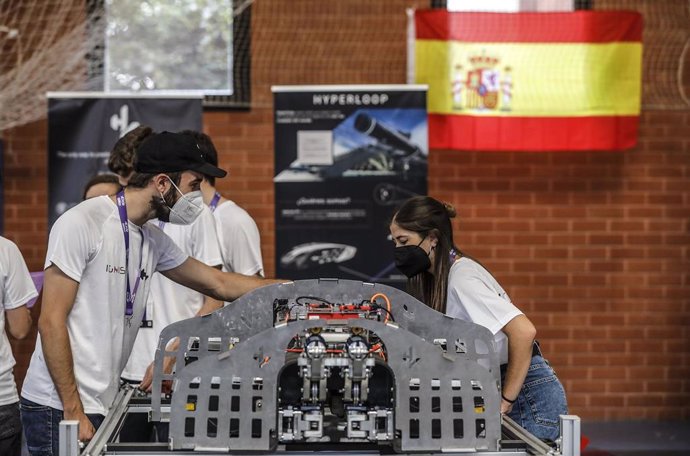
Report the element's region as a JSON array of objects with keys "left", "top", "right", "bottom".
[
  {"left": 48, "top": 96, "right": 203, "bottom": 227},
  {"left": 273, "top": 86, "right": 428, "bottom": 288},
  {"left": 110, "top": 105, "right": 141, "bottom": 137},
  {"left": 450, "top": 50, "right": 512, "bottom": 112}
]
